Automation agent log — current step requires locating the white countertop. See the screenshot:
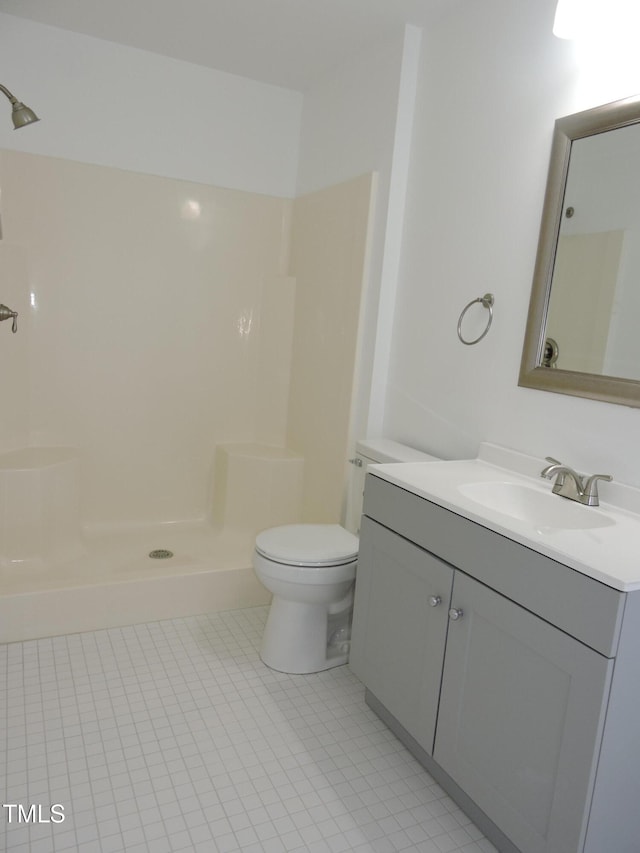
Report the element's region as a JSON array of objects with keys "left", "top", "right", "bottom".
[{"left": 369, "top": 443, "right": 640, "bottom": 592}]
